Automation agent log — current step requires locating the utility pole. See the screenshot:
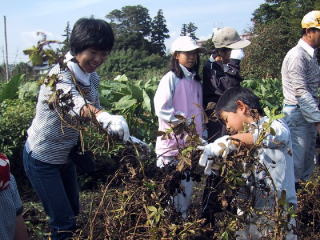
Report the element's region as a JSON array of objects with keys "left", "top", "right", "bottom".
[{"left": 4, "top": 16, "right": 9, "bottom": 82}]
